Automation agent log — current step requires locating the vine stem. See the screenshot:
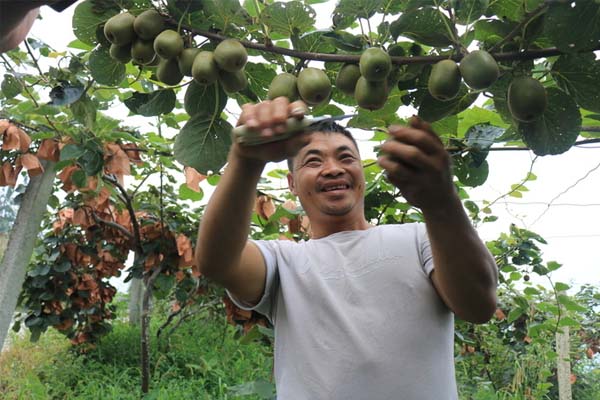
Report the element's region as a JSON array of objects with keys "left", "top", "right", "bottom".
[
  {"left": 174, "top": 18, "right": 600, "bottom": 65},
  {"left": 488, "top": 2, "right": 550, "bottom": 53}
]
